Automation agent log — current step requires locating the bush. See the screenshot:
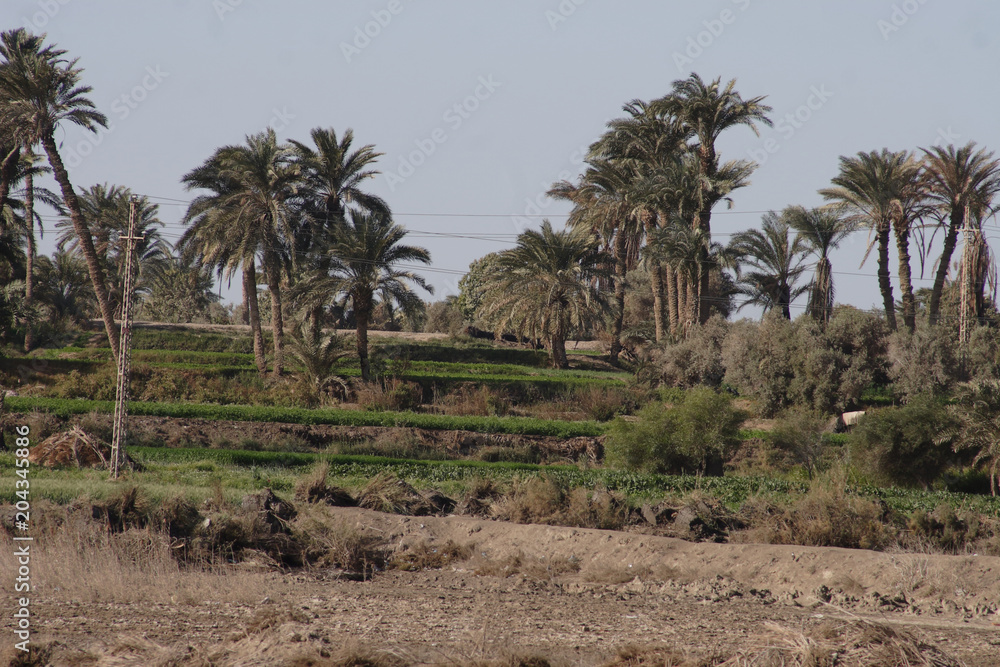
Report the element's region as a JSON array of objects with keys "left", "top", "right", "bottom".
[
  {"left": 423, "top": 298, "right": 466, "bottom": 336},
  {"left": 848, "top": 395, "right": 959, "bottom": 489},
  {"left": 888, "top": 324, "right": 962, "bottom": 401},
  {"left": 655, "top": 315, "right": 729, "bottom": 388},
  {"left": 722, "top": 314, "right": 796, "bottom": 416},
  {"left": 356, "top": 379, "right": 424, "bottom": 412},
  {"left": 604, "top": 386, "right": 745, "bottom": 475},
  {"left": 768, "top": 408, "right": 833, "bottom": 477}
]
